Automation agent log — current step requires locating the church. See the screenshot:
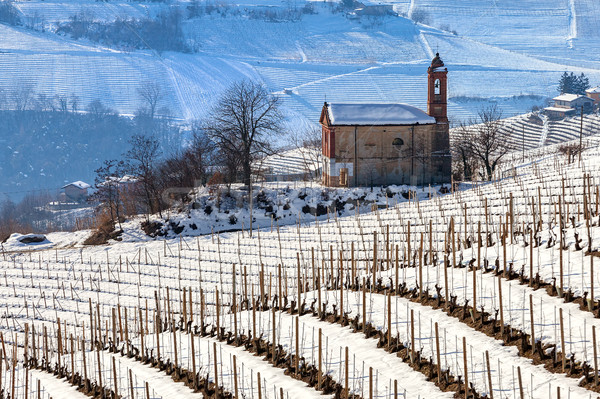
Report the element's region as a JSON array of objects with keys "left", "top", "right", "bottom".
[{"left": 320, "top": 53, "right": 451, "bottom": 187}]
